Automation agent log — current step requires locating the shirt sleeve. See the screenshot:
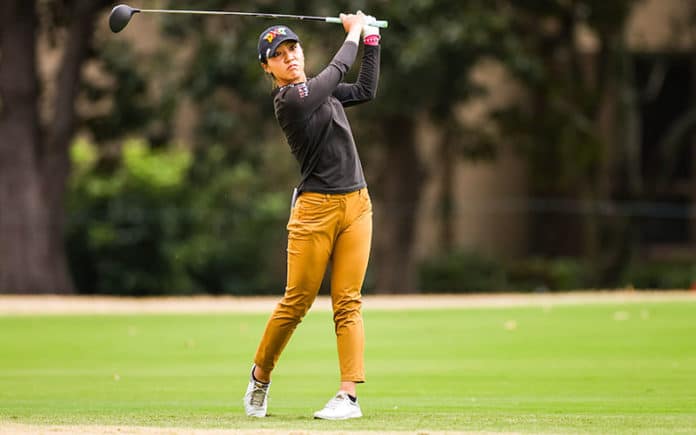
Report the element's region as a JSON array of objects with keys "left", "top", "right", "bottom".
[
  {"left": 276, "top": 41, "right": 359, "bottom": 118},
  {"left": 332, "top": 44, "right": 380, "bottom": 107}
]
